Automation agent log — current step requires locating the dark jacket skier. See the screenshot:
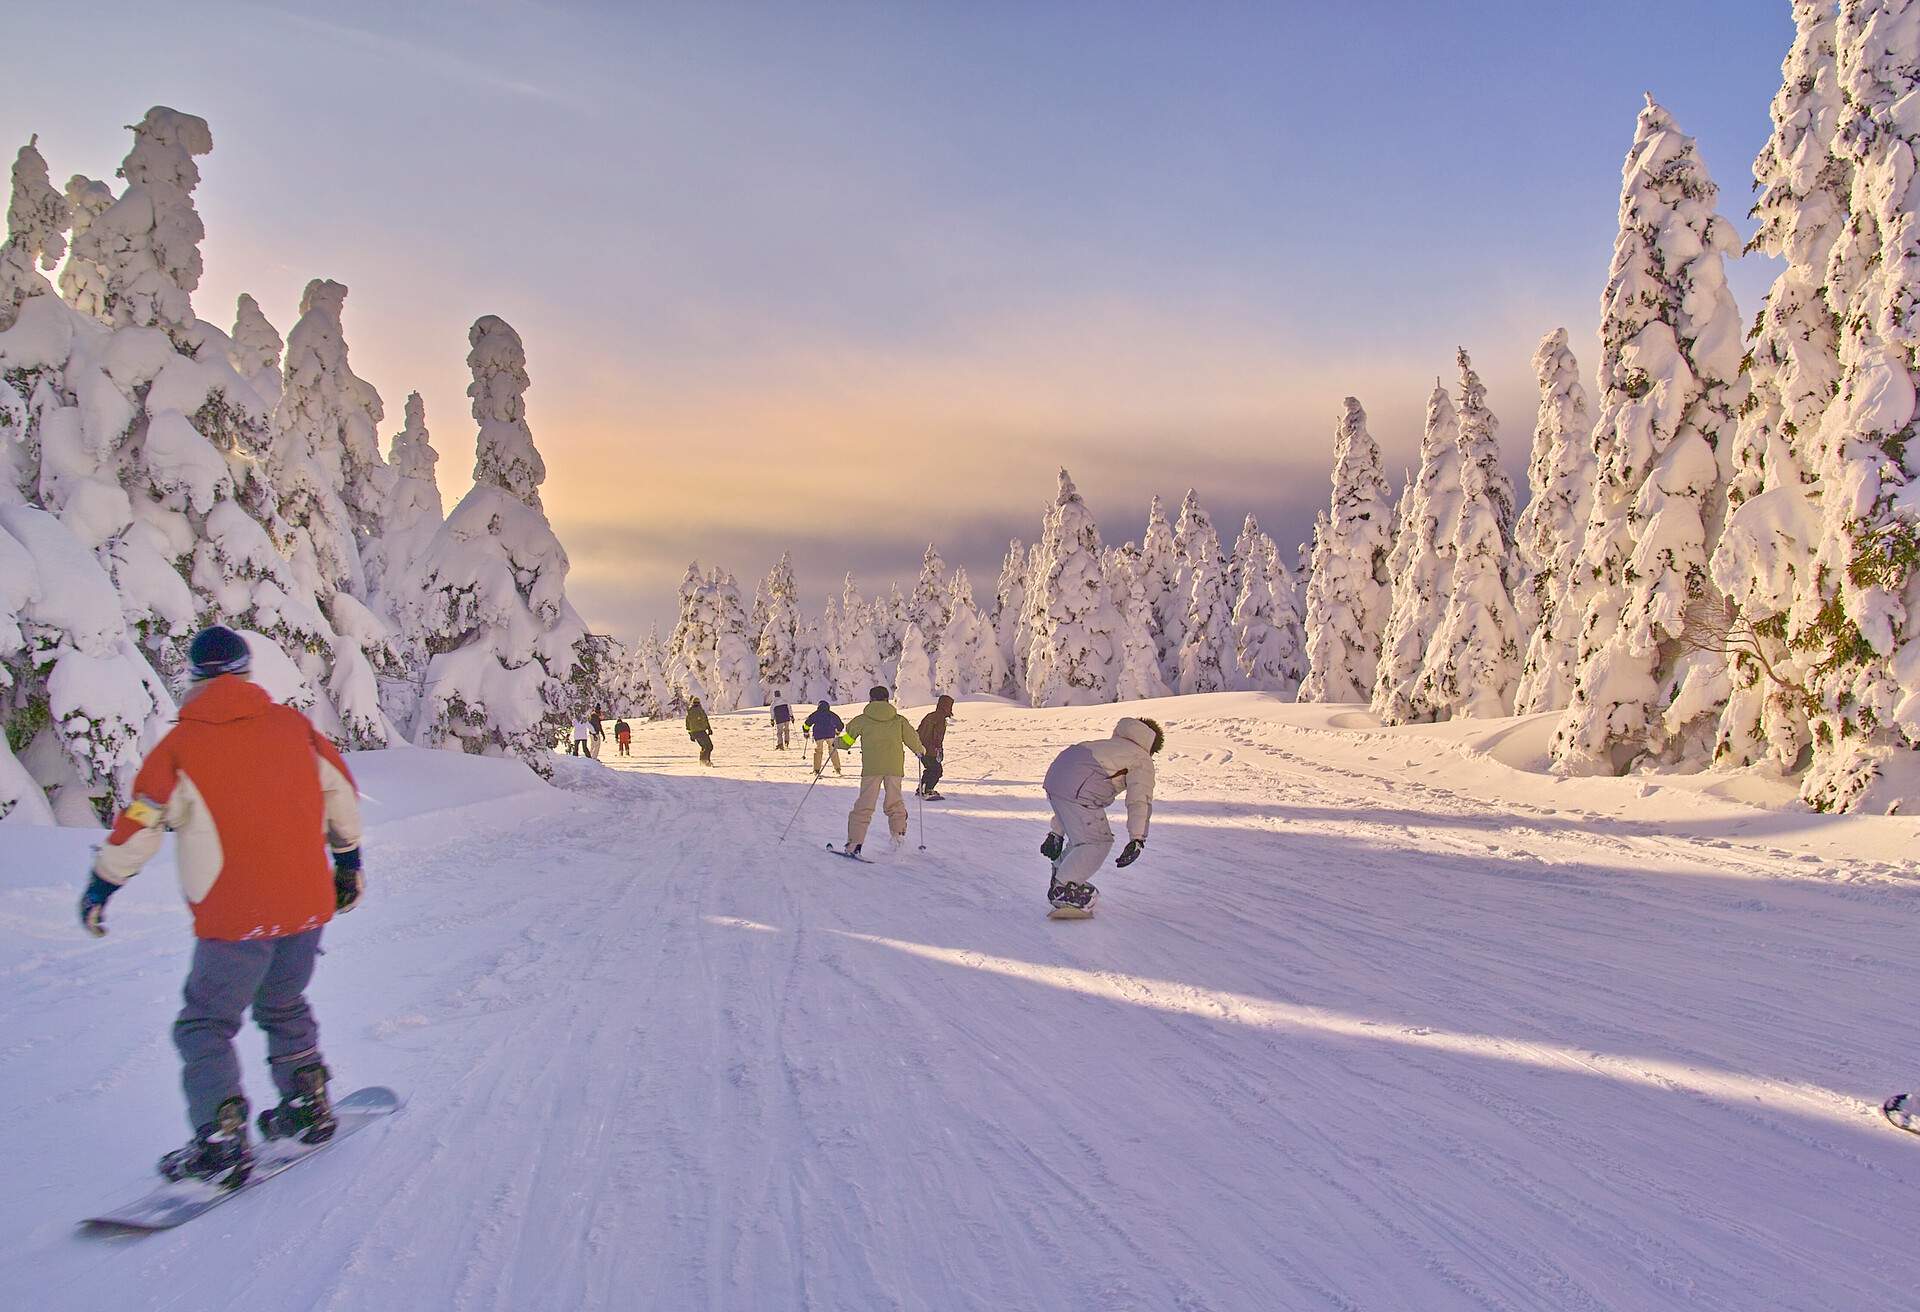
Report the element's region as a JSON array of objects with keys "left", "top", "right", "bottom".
[
  {"left": 685, "top": 700, "right": 714, "bottom": 766},
  {"left": 804, "top": 701, "right": 844, "bottom": 776},
  {"left": 915, "top": 694, "right": 956, "bottom": 797},
  {"left": 770, "top": 694, "right": 794, "bottom": 750}
]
